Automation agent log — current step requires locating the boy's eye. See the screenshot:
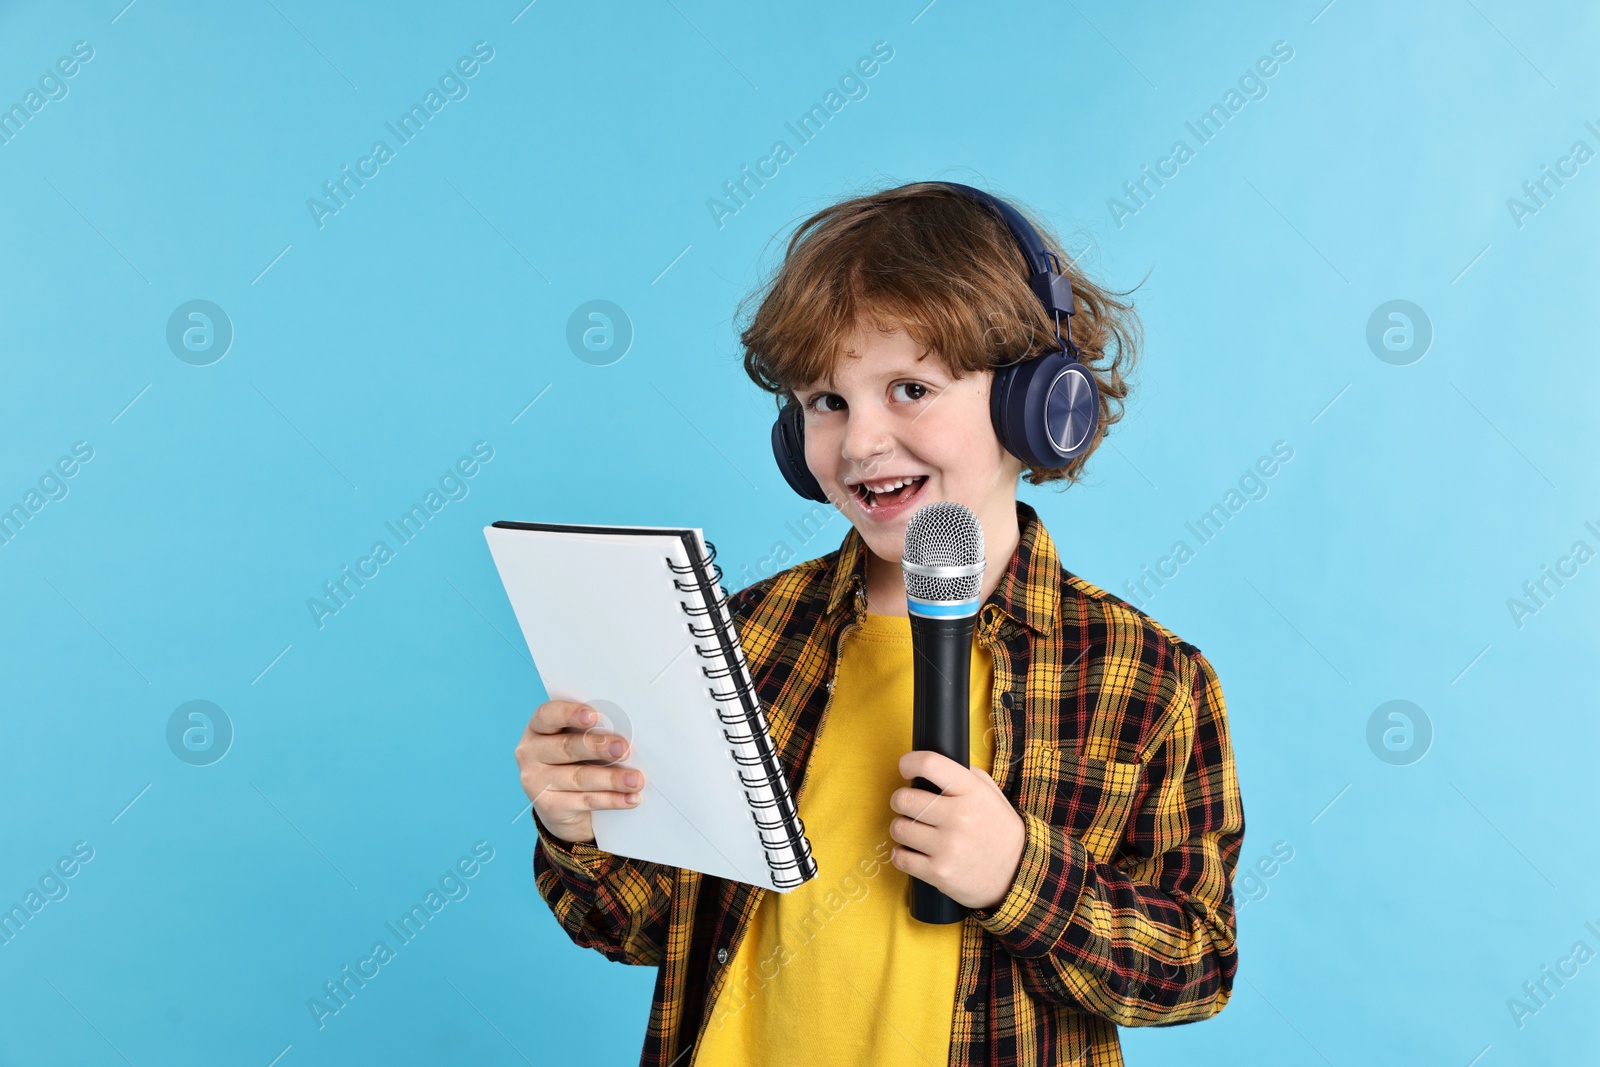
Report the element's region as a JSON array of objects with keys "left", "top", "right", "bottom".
[
  {"left": 807, "top": 393, "right": 844, "bottom": 414},
  {"left": 891, "top": 382, "right": 929, "bottom": 402}
]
